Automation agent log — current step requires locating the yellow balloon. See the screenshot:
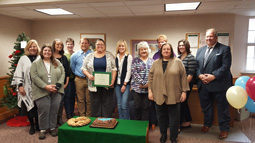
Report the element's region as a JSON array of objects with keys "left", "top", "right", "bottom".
[{"left": 226, "top": 86, "right": 248, "bottom": 109}]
